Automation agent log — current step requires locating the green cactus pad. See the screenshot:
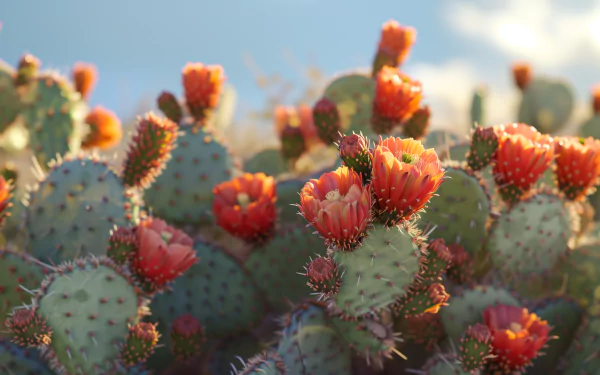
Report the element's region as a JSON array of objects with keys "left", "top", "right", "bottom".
[
  {"left": 275, "top": 176, "right": 306, "bottom": 225},
  {"left": 329, "top": 317, "right": 395, "bottom": 365},
  {"left": 244, "top": 148, "right": 289, "bottom": 177},
  {"left": 579, "top": 115, "right": 600, "bottom": 140},
  {"left": 21, "top": 74, "right": 83, "bottom": 169},
  {"left": 150, "top": 241, "right": 266, "bottom": 340},
  {"left": 0, "top": 61, "right": 22, "bottom": 133},
  {"left": 529, "top": 297, "right": 584, "bottom": 374},
  {"left": 236, "top": 351, "right": 286, "bottom": 375},
  {"left": 36, "top": 257, "right": 143, "bottom": 374},
  {"left": 423, "top": 130, "right": 462, "bottom": 152},
  {"left": 422, "top": 354, "right": 472, "bottom": 375},
  {"left": 206, "top": 83, "right": 237, "bottom": 135},
  {"left": 276, "top": 301, "right": 352, "bottom": 374},
  {"left": 25, "top": 156, "right": 131, "bottom": 264},
  {"left": 331, "top": 223, "right": 422, "bottom": 318},
  {"left": 439, "top": 285, "right": 520, "bottom": 341},
  {"left": 207, "top": 333, "right": 262, "bottom": 375},
  {"left": 0, "top": 339, "right": 53, "bottom": 375},
  {"left": 245, "top": 226, "right": 322, "bottom": 313},
  {"left": 562, "top": 317, "right": 600, "bottom": 375},
  {"left": 439, "top": 142, "right": 469, "bottom": 163},
  {"left": 470, "top": 86, "right": 486, "bottom": 128},
  {"left": 559, "top": 244, "right": 600, "bottom": 316},
  {"left": 323, "top": 73, "right": 376, "bottom": 138},
  {"left": 487, "top": 193, "right": 571, "bottom": 279},
  {"left": 518, "top": 77, "right": 574, "bottom": 134},
  {"left": 418, "top": 167, "right": 491, "bottom": 257},
  {"left": 143, "top": 125, "right": 236, "bottom": 225},
  {"left": 0, "top": 249, "right": 45, "bottom": 327},
  {"left": 1, "top": 187, "right": 27, "bottom": 248}
]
